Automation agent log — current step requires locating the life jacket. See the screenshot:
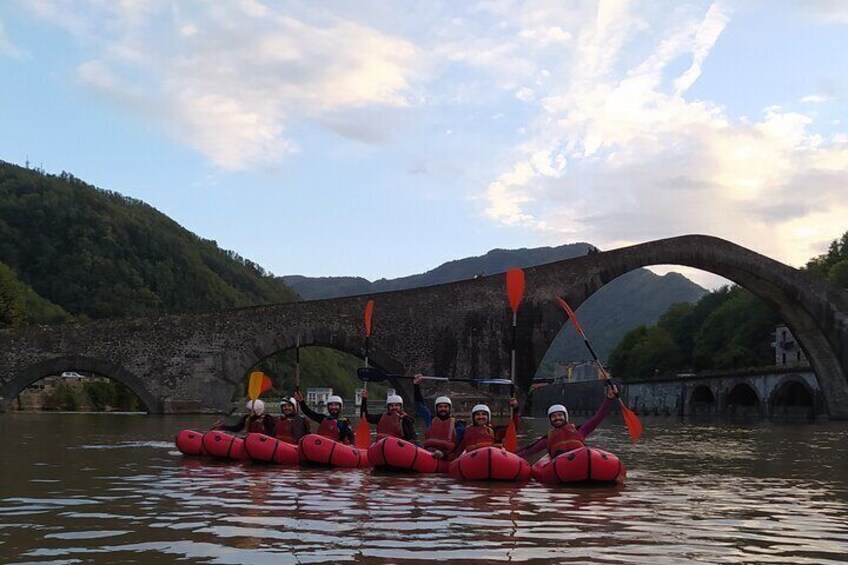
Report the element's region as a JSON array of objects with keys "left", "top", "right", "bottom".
[
  {"left": 547, "top": 423, "right": 585, "bottom": 456},
  {"left": 247, "top": 415, "right": 266, "bottom": 434},
  {"left": 462, "top": 424, "right": 495, "bottom": 452},
  {"left": 423, "top": 416, "right": 456, "bottom": 452},
  {"left": 376, "top": 412, "right": 406, "bottom": 440},
  {"left": 276, "top": 416, "right": 295, "bottom": 443},
  {"left": 317, "top": 417, "right": 350, "bottom": 444}
]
